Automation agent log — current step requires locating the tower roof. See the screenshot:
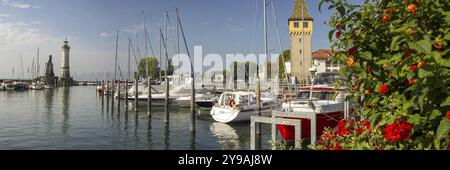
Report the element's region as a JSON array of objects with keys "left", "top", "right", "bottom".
[{"left": 289, "top": 0, "right": 313, "bottom": 21}]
